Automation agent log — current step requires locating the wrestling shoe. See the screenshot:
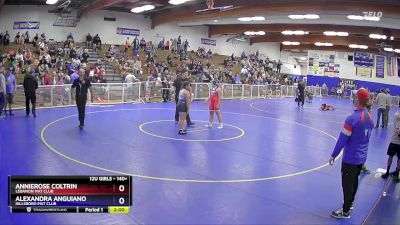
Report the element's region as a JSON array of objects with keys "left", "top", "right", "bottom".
[{"left": 217, "top": 123, "right": 224, "bottom": 129}]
